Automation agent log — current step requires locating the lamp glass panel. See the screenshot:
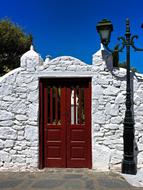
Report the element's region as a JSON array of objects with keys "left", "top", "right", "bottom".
[{"left": 100, "top": 29, "right": 110, "bottom": 41}]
